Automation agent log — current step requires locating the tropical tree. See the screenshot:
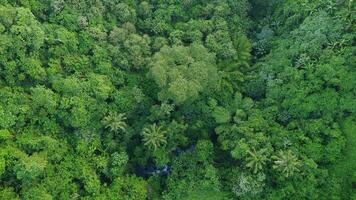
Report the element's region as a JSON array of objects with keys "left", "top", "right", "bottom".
[
  {"left": 232, "top": 173, "right": 265, "bottom": 198},
  {"left": 14, "top": 154, "right": 47, "bottom": 184},
  {"left": 246, "top": 148, "right": 268, "bottom": 174},
  {"left": 272, "top": 150, "right": 301, "bottom": 177},
  {"left": 102, "top": 112, "right": 127, "bottom": 133},
  {"left": 142, "top": 124, "right": 167, "bottom": 150},
  {"left": 149, "top": 44, "right": 219, "bottom": 104}
]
